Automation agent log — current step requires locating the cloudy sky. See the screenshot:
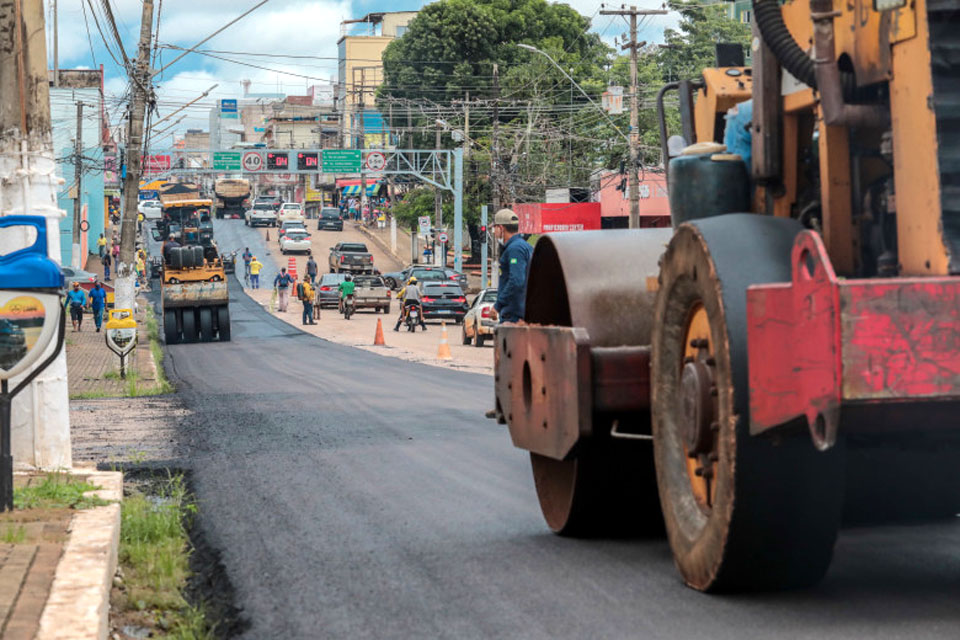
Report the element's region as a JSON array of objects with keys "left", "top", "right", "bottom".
[{"left": 49, "top": 0, "right": 676, "bottom": 145}]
